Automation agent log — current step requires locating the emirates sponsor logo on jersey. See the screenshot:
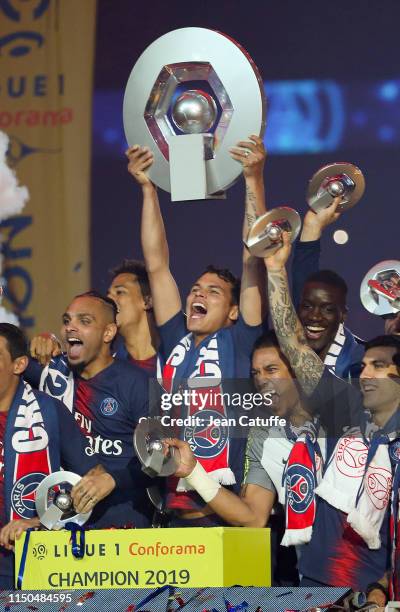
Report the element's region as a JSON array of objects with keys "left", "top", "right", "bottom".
[{"left": 84, "top": 434, "right": 122, "bottom": 456}]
